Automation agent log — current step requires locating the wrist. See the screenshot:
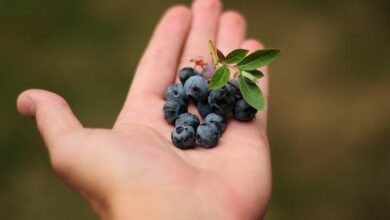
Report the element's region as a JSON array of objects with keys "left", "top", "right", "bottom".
[
  {"left": 90, "top": 173, "right": 250, "bottom": 220},
  {"left": 95, "top": 184, "right": 242, "bottom": 220},
  {"left": 100, "top": 195, "right": 225, "bottom": 220}
]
